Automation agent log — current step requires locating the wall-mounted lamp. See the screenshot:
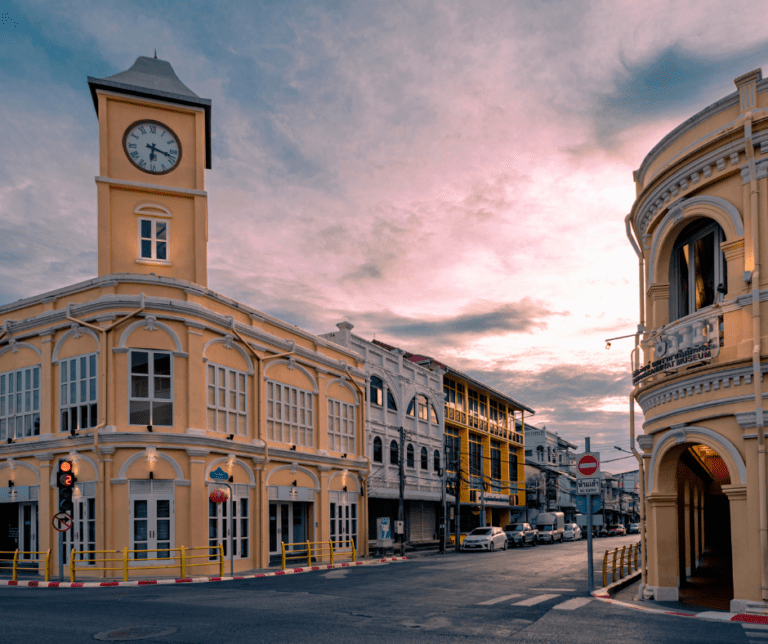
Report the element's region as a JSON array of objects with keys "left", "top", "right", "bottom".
[
  {"left": 292, "top": 480, "right": 297, "bottom": 487},
  {"left": 147, "top": 425, "right": 153, "bottom": 433},
  {"left": 69, "top": 429, "right": 77, "bottom": 438},
  {"left": 290, "top": 445, "right": 297, "bottom": 451},
  {"left": 228, "top": 476, "right": 233, "bottom": 483},
  {"left": 226, "top": 434, "right": 234, "bottom": 441},
  {"left": 341, "top": 453, "right": 347, "bottom": 459},
  {"left": 8, "top": 480, "right": 13, "bottom": 488},
  {"left": 342, "top": 486, "right": 347, "bottom": 492},
  {"left": 149, "top": 471, "right": 154, "bottom": 480},
  {"left": 6, "top": 437, "right": 12, "bottom": 444}
]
